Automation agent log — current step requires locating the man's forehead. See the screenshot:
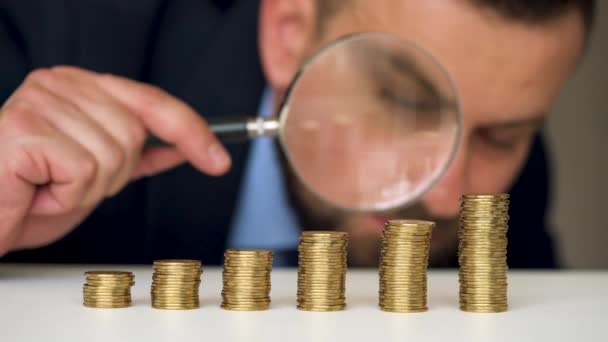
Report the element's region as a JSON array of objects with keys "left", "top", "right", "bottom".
[
  {"left": 330, "top": 0, "right": 585, "bottom": 123},
  {"left": 338, "top": 0, "right": 585, "bottom": 59}
]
